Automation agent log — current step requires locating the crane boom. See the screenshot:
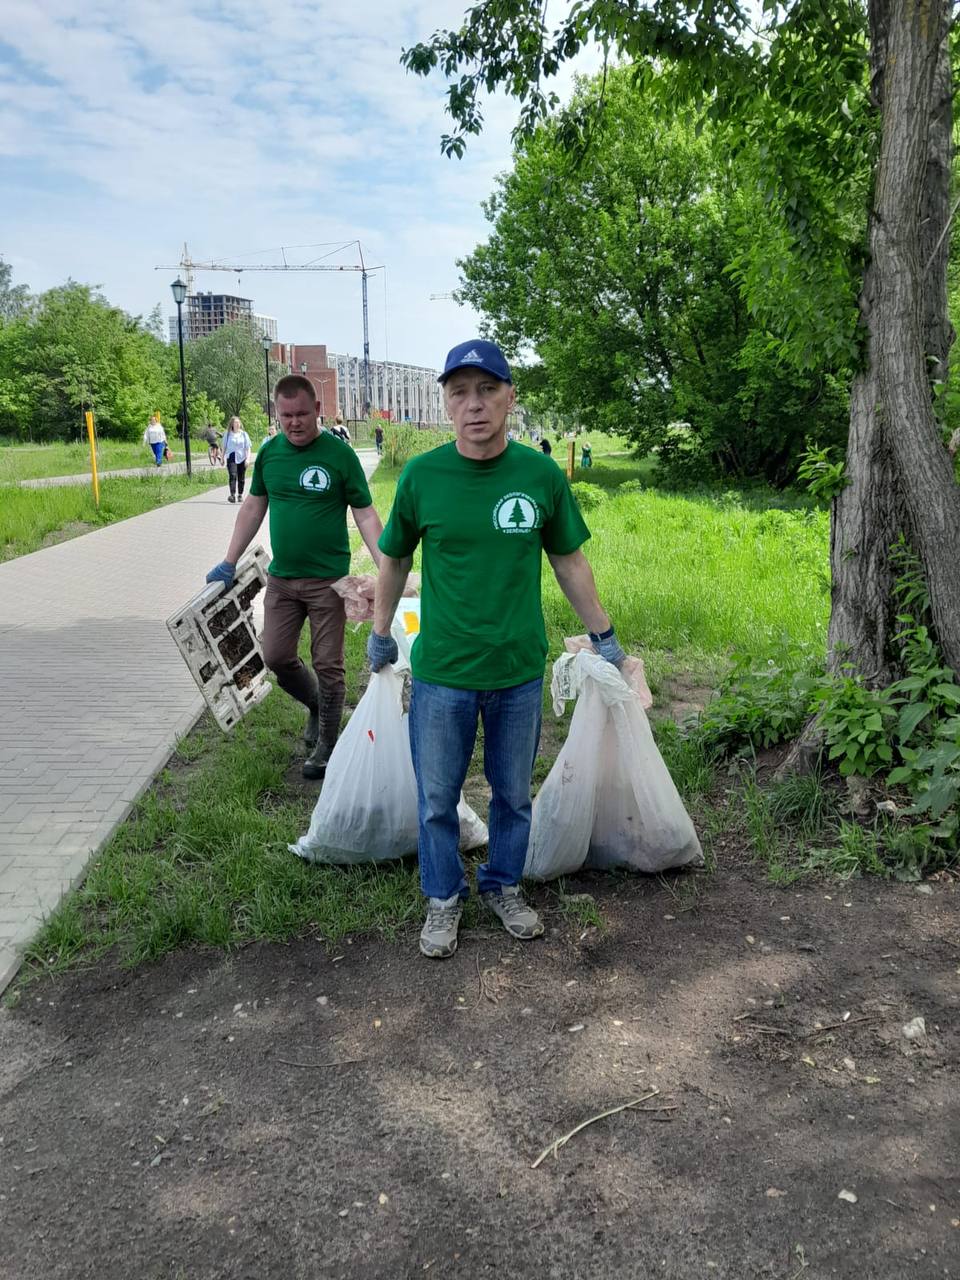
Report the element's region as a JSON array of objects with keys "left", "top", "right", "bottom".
[{"left": 156, "top": 242, "right": 383, "bottom": 416}]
